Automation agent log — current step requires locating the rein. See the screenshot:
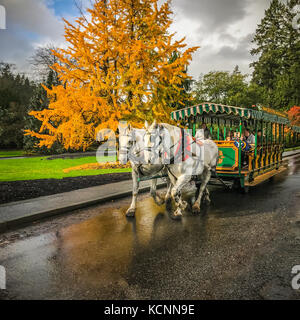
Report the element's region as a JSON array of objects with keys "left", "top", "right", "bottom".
[{"left": 119, "top": 130, "right": 163, "bottom": 177}]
